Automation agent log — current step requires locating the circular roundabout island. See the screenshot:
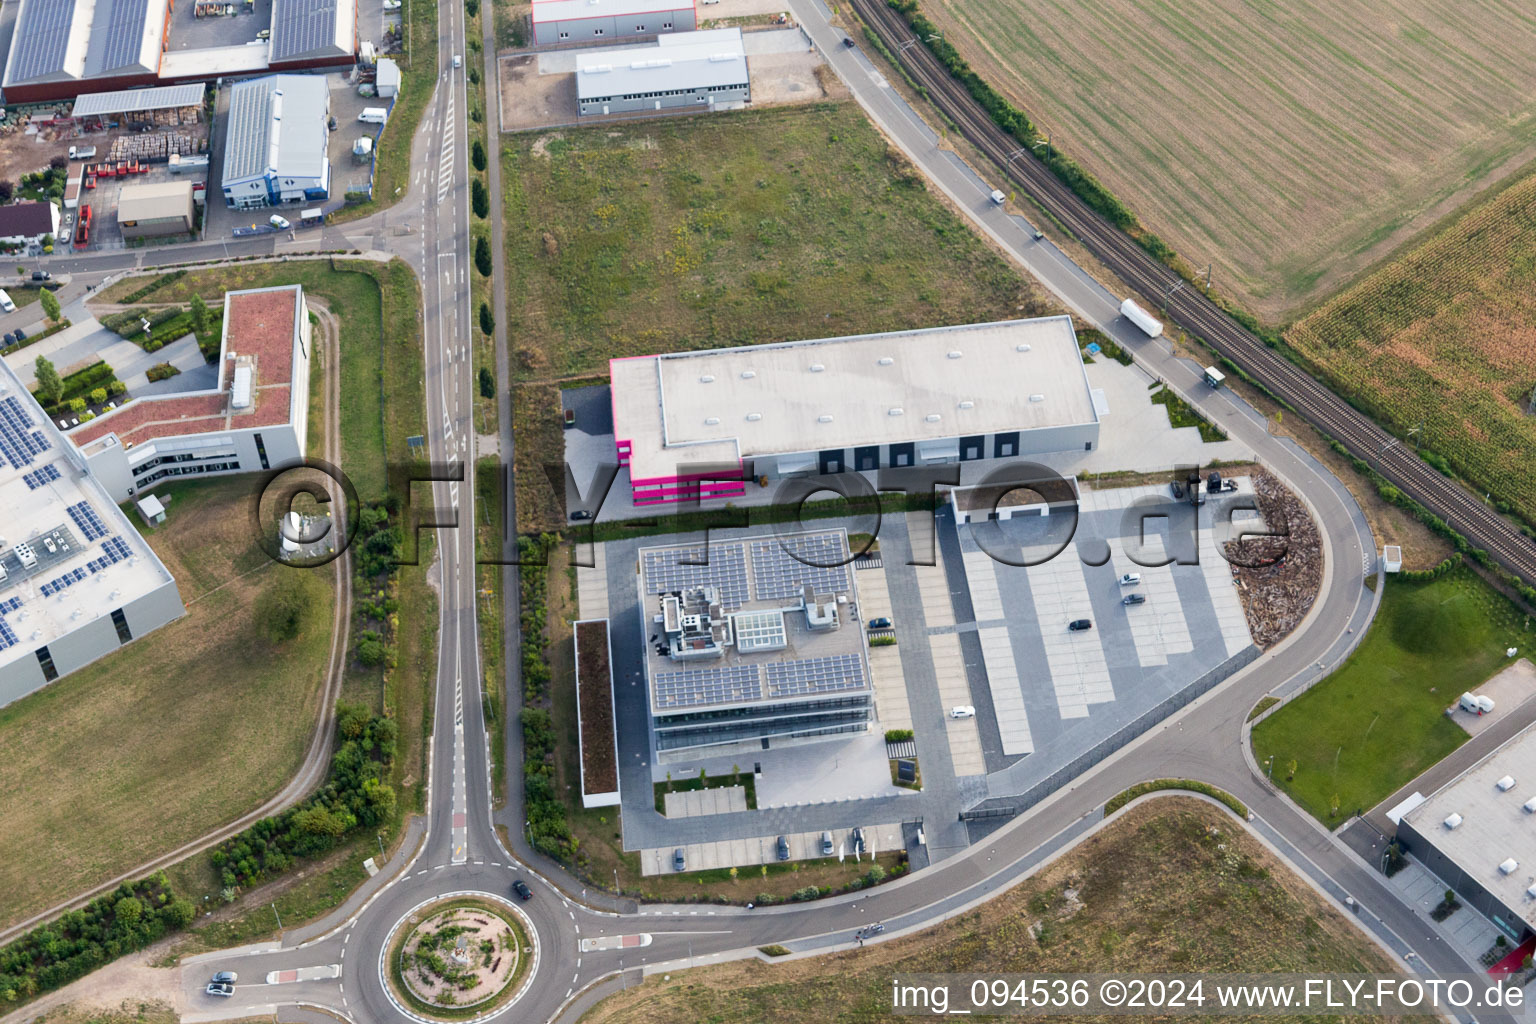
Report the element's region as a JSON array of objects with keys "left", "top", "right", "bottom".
[{"left": 383, "top": 893, "right": 537, "bottom": 1021}]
